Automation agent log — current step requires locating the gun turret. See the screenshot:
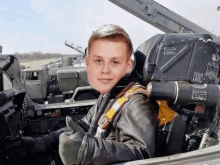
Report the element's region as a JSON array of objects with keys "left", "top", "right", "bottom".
[{"left": 65, "top": 40, "right": 85, "bottom": 57}]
